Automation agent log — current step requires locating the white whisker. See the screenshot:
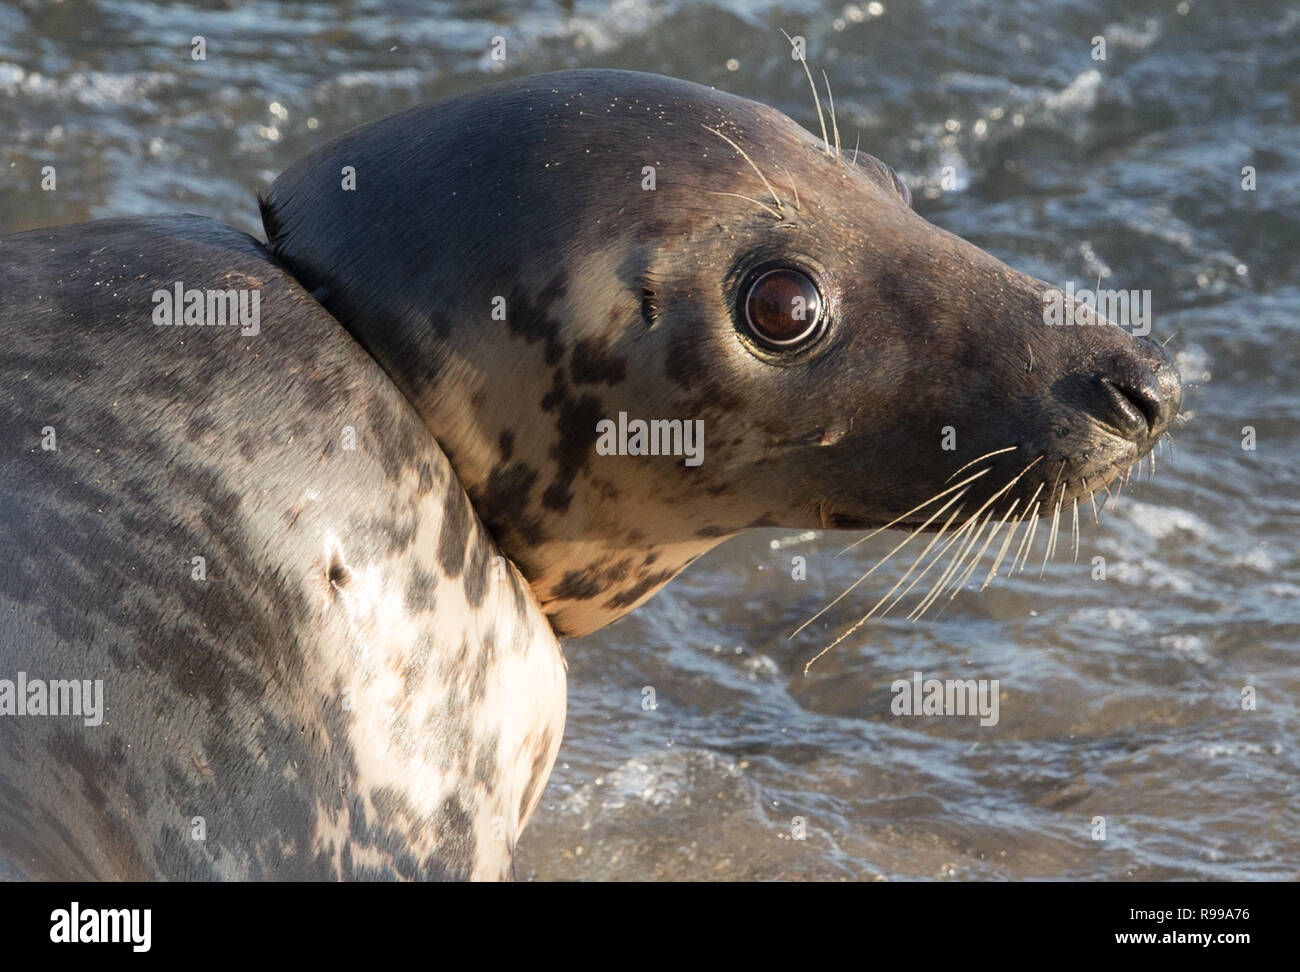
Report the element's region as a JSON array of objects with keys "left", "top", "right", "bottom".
[
  {"left": 803, "top": 502, "right": 966, "bottom": 673},
  {"left": 1037, "top": 461, "right": 1069, "bottom": 576},
  {"left": 705, "top": 190, "right": 782, "bottom": 221},
  {"left": 781, "top": 29, "right": 831, "bottom": 155},
  {"left": 945, "top": 445, "right": 1018, "bottom": 484},
  {"left": 912, "top": 512, "right": 988, "bottom": 619},
  {"left": 779, "top": 164, "right": 800, "bottom": 210},
  {"left": 838, "top": 466, "right": 994, "bottom": 555},
  {"left": 876, "top": 511, "right": 977, "bottom": 623},
  {"left": 929, "top": 454, "right": 1042, "bottom": 602},
  {"left": 1040, "top": 484, "right": 1064, "bottom": 577},
  {"left": 792, "top": 486, "right": 972, "bottom": 638},
  {"left": 981, "top": 500, "right": 1023, "bottom": 590},
  {"left": 952, "top": 503, "right": 1017, "bottom": 599},
  {"left": 868, "top": 504, "right": 973, "bottom": 622},
  {"left": 1010, "top": 482, "right": 1044, "bottom": 574},
  {"left": 1072, "top": 495, "right": 1080, "bottom": 562},
  {"left": 703, "top": 126, "right": 784, "bottom": 214},
  {"left": 1018, "top": 504, "right": 1041, "bottom": 574},
  {"left": 821, "top": 69, "right": 842, "bottom": 159}
]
